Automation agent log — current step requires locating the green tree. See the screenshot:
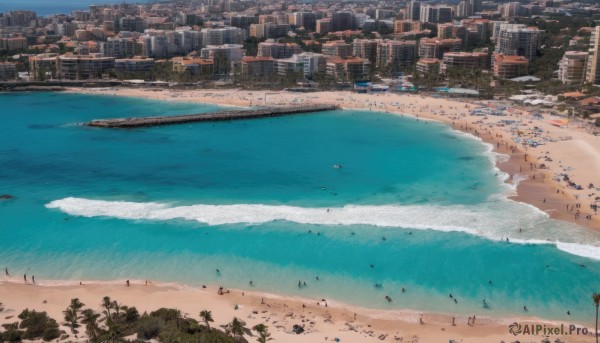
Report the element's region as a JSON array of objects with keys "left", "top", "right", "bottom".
[
  {"left": 200, "top": 310, "right": 214, "bottom": 331},
  {"left": 81, "top": 308, "right": 101, "bottom": 340},
  {"left": 222, "top": 317, "right": 252, "bottom": 343},
  {"left": 17, "top": 309, "right": 59, "bottom": 341},
  {"left": 63, "top": 307, "right": 81, "bottom": 335},
  {"left": 253, "top": 323, "right": 273, "bottom": 343},
  {"left": 101, "top": 296, "right": 113, "bottom": 320}
]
